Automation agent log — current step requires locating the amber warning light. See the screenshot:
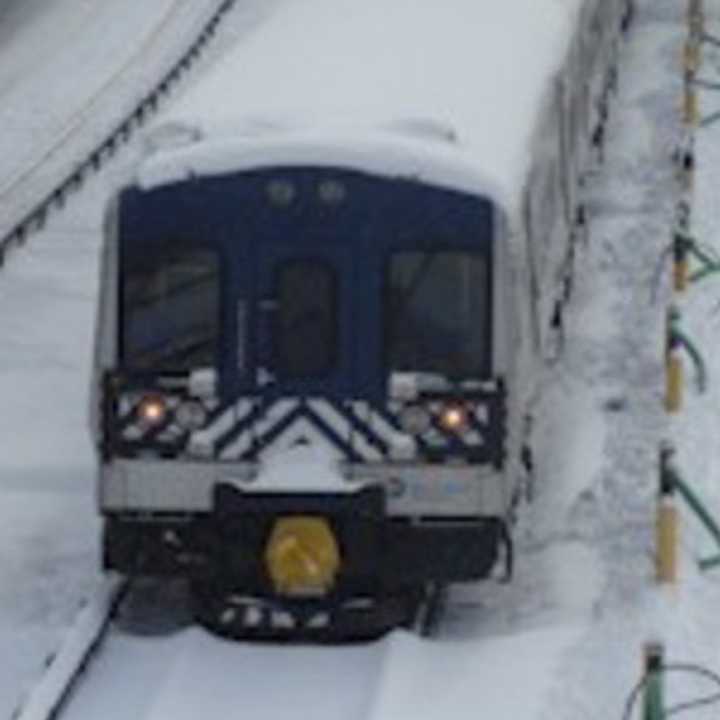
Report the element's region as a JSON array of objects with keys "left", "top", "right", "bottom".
[
  {"left": 439, "top": 404, "right": 468, "bottom": 433},
  {"left": 137, "top": 395, "right": 167, "bottom": 426}
]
